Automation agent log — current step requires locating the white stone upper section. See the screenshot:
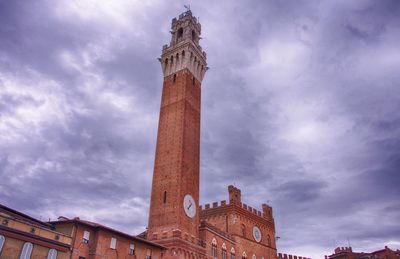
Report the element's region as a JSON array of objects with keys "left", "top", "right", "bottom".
[{"left": 160, "top": 10, "right": 208, "bottom": 83}]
